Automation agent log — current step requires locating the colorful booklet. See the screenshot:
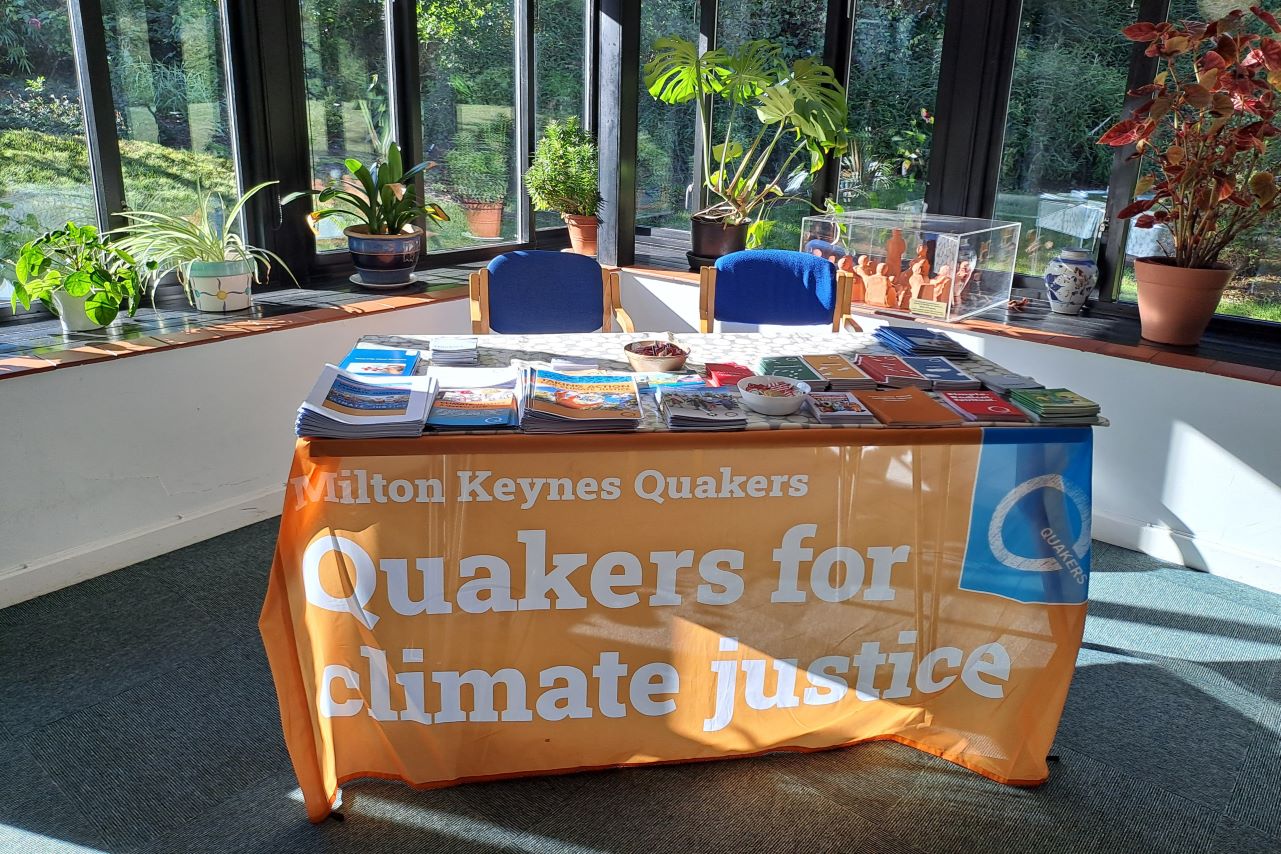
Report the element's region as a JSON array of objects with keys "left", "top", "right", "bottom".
[
  {"left": 1009, "top": 388, "right": 1101, "bottom": 423},
  {"left": 296, "top": 365, "right": 436, "bottom": 438},
  {"left": 805, "top": 392, "right": 878, "bottom": 425},
  {"left": 757, "top": 355, "right": 824, "bottom": 383},
  {"left": 657, "top": 388, "right": 748, "bottom": 431},
  {"left": 338, "top": 346, "right": 420, "bottom": 377},
  {"left": 800, "top": 354, "right": 877, "bottom": 390},
  {"left": 973, "top": 370, "right": 1043, "bottom": 394},
  {"left": 901, "top": 356, "right": 982, "bottom": 389},
  {"left": 634, "top": 372, "right": 708, "bottom": 393},
  {"left": 427, "top": 388, "right": 518, "bottom": 429},
  {"left": 855, "top": 354, "right": 932, "bottom": 388},
  {"left": 704, "top": 362, "right": 755, "bottom": 388},
  {"left": 520, "top": 369, "right": 643, "bottom": 433},
  {"left": 938, "top": 390, "right": 1029, "bottom": 422},
  {"left": 856, "top": 388, "right": 964, "bottom": 427},
  {"left": 874, "top": 325, "right": 968, "bottom": 356}
]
